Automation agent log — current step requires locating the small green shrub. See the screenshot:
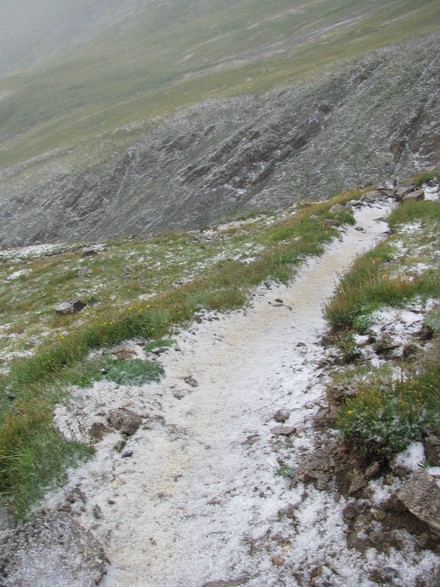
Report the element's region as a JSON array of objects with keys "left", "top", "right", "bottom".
[
  {"left": 276, "top": 466, "right": 295, "bottom": 478},
  {"left": 338, "top": 388, "right": 424, "bottom": 459},
  {"left": 352, "top": 312, "right": 373, "bottom": 333},
  {"left": 105, "top": 358, "right": 164, "bottom": 385},
  {"left": 338, "top": 342, "right": 440, "bottom": 460}
]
